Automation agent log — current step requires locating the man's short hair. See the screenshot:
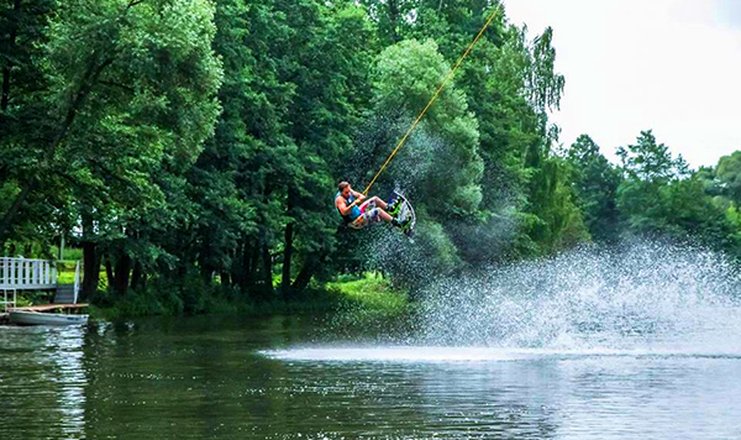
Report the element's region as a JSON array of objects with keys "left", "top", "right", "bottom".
[{"left": 338, "top": 181, "right": 350, "bottom": 191}]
